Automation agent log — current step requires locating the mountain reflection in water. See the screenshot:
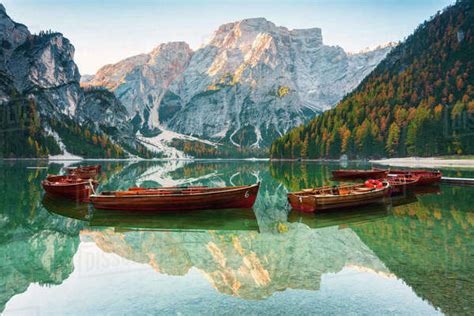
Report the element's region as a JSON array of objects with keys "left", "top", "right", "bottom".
[{"left": 1, "top": 160, "right": 473, "bottom": 314}]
